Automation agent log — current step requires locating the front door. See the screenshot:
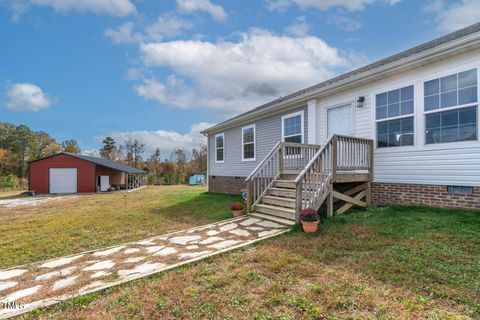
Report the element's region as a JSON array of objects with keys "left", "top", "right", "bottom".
[{"left": 327, "top": 104, "right": 353, "bottom": 138}]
